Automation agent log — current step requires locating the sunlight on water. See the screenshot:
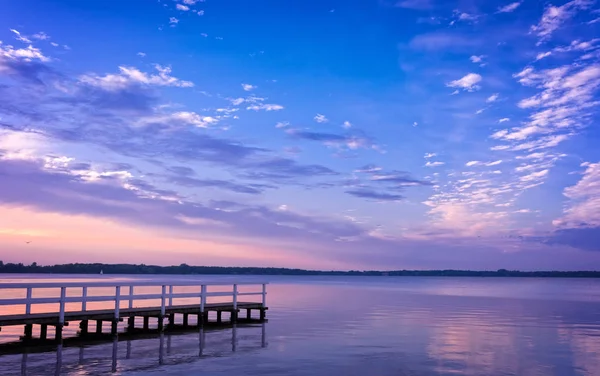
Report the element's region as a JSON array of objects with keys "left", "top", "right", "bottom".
[{"left": 1, "top": 275, "right": 600, "bottom": 375}]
